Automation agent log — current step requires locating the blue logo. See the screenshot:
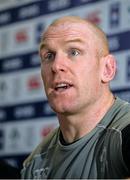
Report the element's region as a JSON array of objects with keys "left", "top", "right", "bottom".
[
  {"left": 0, "top": 129, "right": 4, "bottom": 150},
  {"left": 109, "top": 2, "right": 120, "bottom": 28},
  {"left": 126, "top": 56, "right": 130, "bottom": 81},
  {"left": 35, "top": 23, "right": 45, "bottom": 44}
]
